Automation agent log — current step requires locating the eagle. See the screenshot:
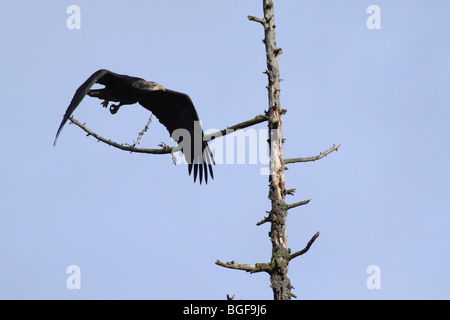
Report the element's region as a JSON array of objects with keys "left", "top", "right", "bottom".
[{"left": 54, "top": 69, "right": 215, "bottom": 184}]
